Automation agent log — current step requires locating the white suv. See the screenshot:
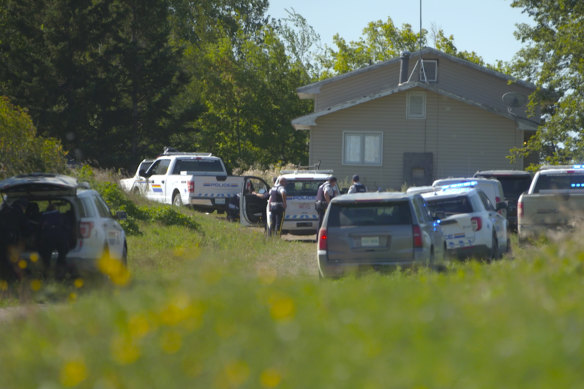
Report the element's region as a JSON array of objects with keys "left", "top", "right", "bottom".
[
  {"left": 0, "top": 173, "right": 127, "bottom": 276},
  {"left": 267, "top": 170, "right": 334, "bottom": 235},
  {"left": 422, "top": 187, "right": 509, "bottom": 260}
]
